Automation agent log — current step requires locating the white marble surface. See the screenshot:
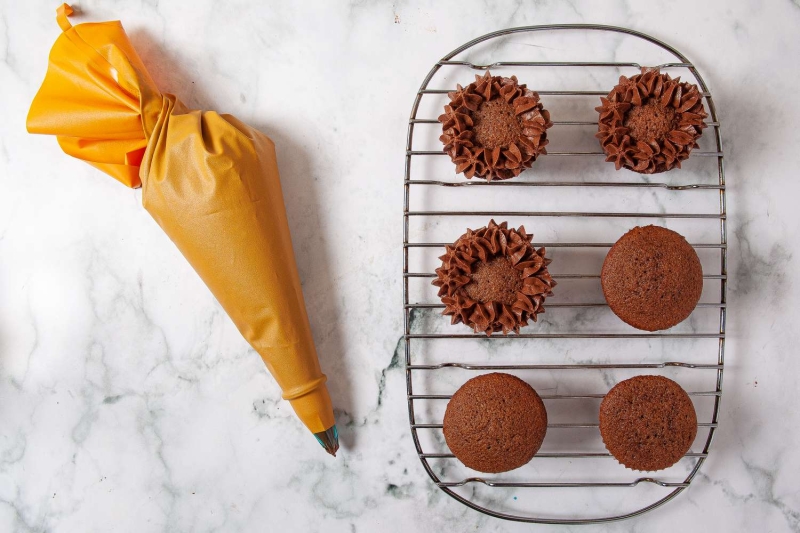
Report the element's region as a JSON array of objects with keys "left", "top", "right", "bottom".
[{"left": 1, "top": 0, "right": 800, "bottom": 531}]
